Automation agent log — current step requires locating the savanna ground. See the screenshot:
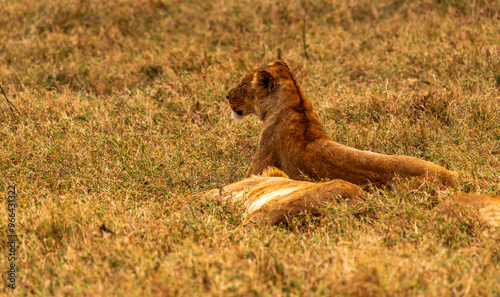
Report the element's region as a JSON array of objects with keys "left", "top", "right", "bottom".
[{"left": 1, "top": 0, "right": 500, "bottom": 296}]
